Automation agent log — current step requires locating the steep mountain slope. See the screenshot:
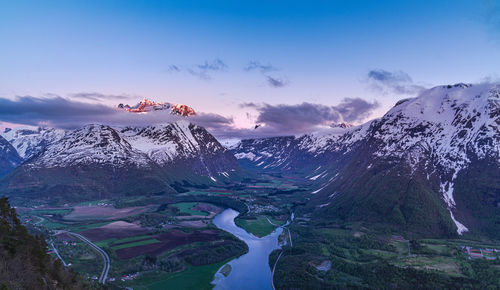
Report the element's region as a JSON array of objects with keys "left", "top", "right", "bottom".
[
  {"left": 310, "top": 83, "right": 500, "bottom": 238},
  {"left": 0, "top": 136, "right": 22, "bottom": 178},
  {"left": 0, "top": 124, "right": 170, "bottom": 202},
  {"left": 1, "top": 127, "right": 65, "bottom": 160},
  {"left": 121, "top": 121, "right": 240, "bottom": 181},
  {"left": 0, "top": 197, "right": 87, "bottom": 289},
  {"left": 34, "top": 124, "right": 152, "bottom": 168},
  {"left": 234, "top": 83, "right": 500, "bottom": 238},
  {"left": 231, "top": 126, "right": 357, "bottom": 176},
  {"left": 0, "top": 121, "right": 240, "bottom": 202}
]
